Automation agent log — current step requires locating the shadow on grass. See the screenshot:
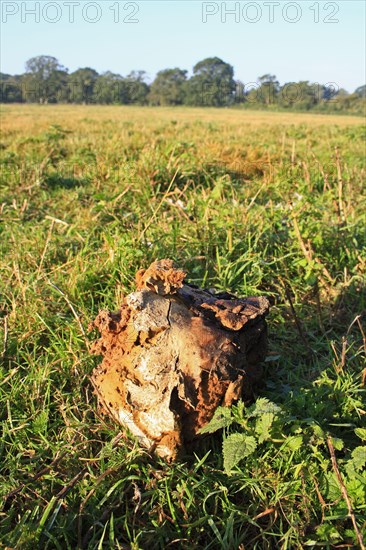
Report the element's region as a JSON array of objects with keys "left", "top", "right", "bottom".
[
  {"left": 264, "top": 277, "right": 365, "bottom": 428},
  {"left": 44, "top": 174, "right": 88, "bottom": 189},
  {"left": 146, "top": 162, "right": 266, "bottom": 193},
  {"left": 205, "top": 162, "right": 266, "bottom": 184}
]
